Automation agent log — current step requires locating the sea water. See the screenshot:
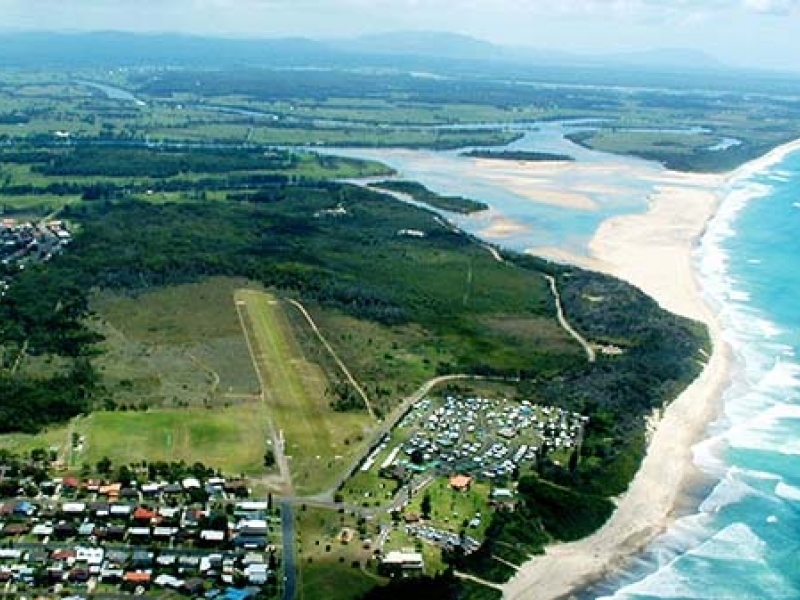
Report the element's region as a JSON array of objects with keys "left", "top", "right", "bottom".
[{"left": 589, "top": 147, "right": 800, "bottom": 599}]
